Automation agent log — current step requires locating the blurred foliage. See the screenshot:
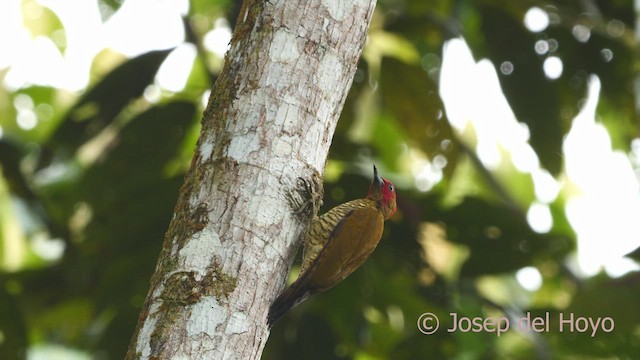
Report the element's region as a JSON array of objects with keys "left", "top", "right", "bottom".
[{"left": 1, "top": 0, "right": 639, "bottom": 359}]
